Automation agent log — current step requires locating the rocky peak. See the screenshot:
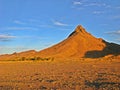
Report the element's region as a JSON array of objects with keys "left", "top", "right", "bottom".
[
  {"left": 68, "top": 25, "right": 89, "bottom": 37},
  {"left": 75, "top": 25, "right": 86, "bottom": 33}
]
